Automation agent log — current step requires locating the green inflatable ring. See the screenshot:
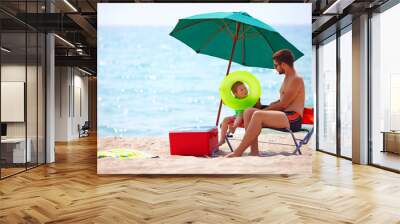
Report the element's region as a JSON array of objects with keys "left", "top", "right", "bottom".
[{"left": 219, "top": 70, "right": 262, "bottom": 110}]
